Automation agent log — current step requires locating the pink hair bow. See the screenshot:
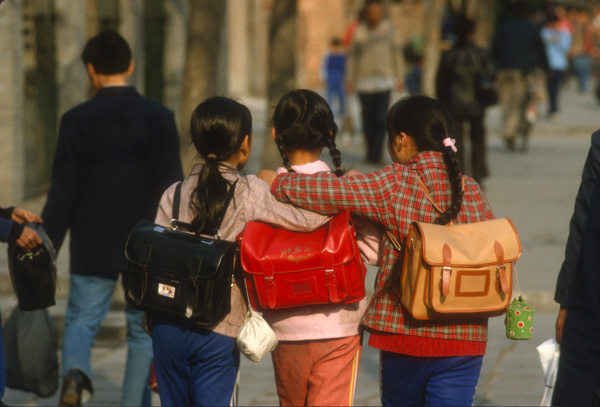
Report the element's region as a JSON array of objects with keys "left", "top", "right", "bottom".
[{"left": 443, "top": 137, "right": 457, "bottom": 152}]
